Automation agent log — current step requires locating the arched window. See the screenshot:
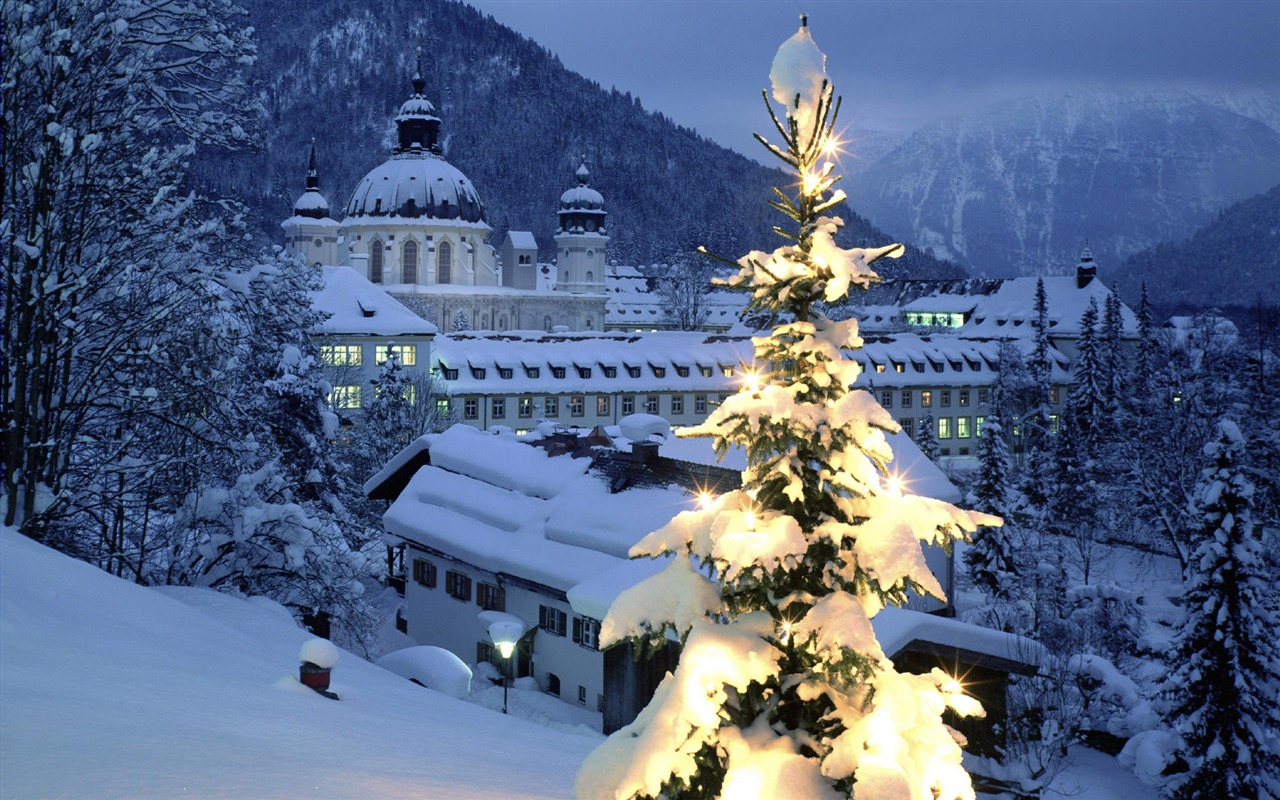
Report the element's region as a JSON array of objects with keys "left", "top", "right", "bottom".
[
  {"left": 370, "top": 239, "right": 384, "bottom": 283},
  {"left": 437, "top": 240, "right": 452, "bottom": 284},
  {"left": 586, "top": 271, "right": 593, "bottom": 284},
  {"left": 546, "top": 673, "right": 561, "bottom": 696},
  {"left": 402, "top": 240, "right": 418, "bottom": 283}
]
